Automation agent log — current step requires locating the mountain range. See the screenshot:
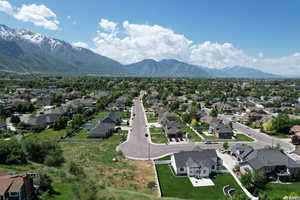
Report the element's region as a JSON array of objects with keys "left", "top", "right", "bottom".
[{"left": 0, "top": 24, "right": 279, "bottom": 78}]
